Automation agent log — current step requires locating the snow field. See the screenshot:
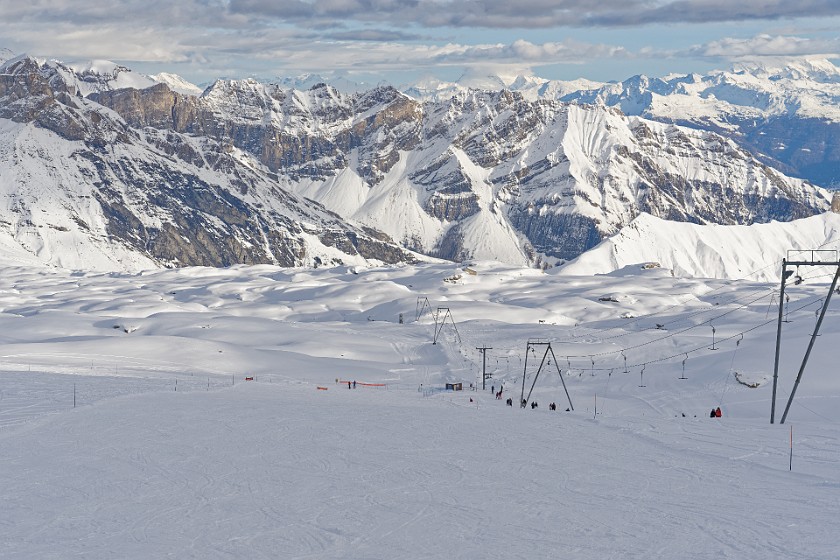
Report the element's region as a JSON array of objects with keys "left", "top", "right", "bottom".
[
  {"left": 1, "top": 260, "right": 839, "bottom": 558},
  {"left": 2, "top": 378, "right": 838, "bottom": 559}
]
